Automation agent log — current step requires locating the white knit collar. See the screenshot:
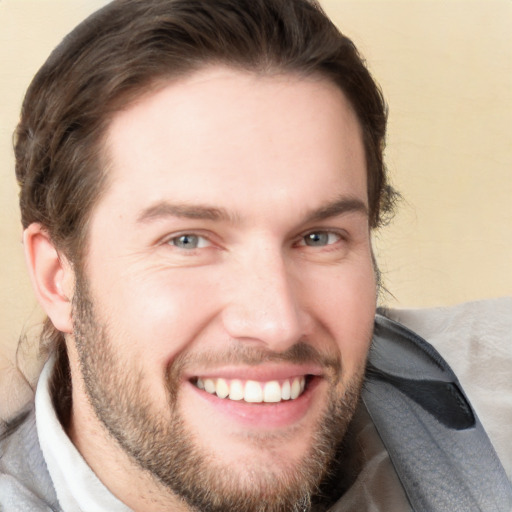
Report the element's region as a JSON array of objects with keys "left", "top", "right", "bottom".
[{"left": 35, "top": 355, "right": 132, "bottom": 512}]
